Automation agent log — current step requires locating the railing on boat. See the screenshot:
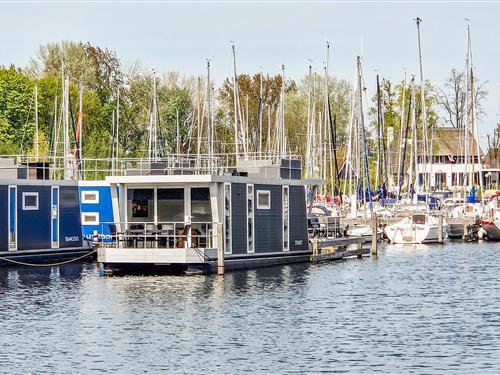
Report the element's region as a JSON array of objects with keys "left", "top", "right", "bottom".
[
  {"left": 308, "top": 216, "right": 345, "bottom": 239},
  {"left": 95, "top": 221, "right": 219, "bottom": 250},
  {"left": 0, "top": 152, "right": 302, "bottom": 181}
]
